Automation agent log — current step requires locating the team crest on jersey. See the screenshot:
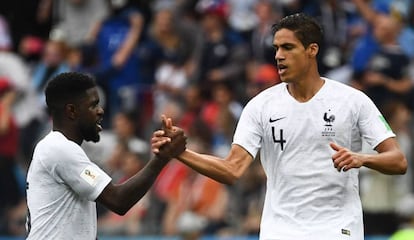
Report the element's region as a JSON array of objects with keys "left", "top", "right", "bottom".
[
  {"left": 322, "top": 110, "right": 336, "bottom": 137},
  {"left": 80, "top": 167, "right": 100, "bottom": 186}
]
